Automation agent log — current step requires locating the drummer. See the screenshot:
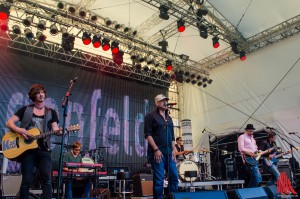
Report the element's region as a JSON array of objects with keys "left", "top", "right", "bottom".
[
  {"left": 63, "top": 141, "right": 92, "bottom": 199},
  {"left": 175, "top": 137, "right": 193, "bottom": 161}
]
